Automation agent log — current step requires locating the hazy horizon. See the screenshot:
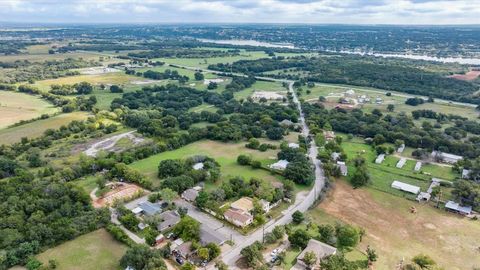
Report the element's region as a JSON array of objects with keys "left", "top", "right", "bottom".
[{"left": 1, "top": 0, "right": 479, "bottom": 25}]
